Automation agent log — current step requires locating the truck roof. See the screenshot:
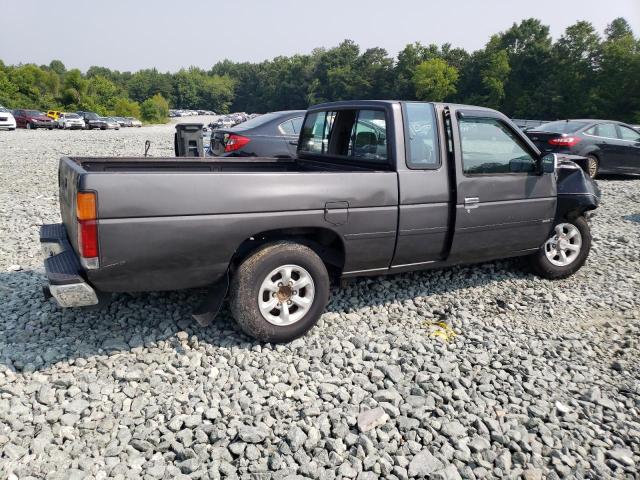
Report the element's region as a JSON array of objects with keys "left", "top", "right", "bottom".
[{"left": 308, "top": 100, "right": 500, "bottom": 115}]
